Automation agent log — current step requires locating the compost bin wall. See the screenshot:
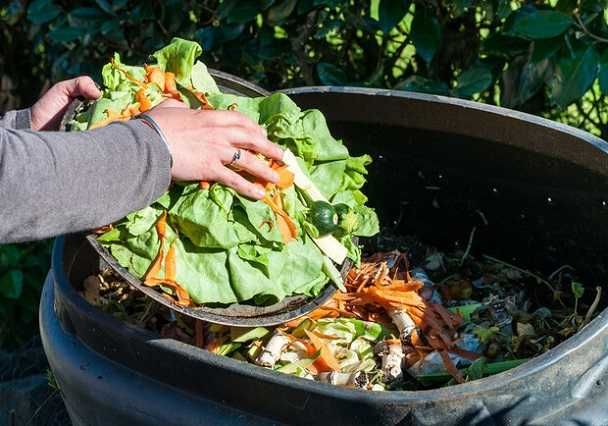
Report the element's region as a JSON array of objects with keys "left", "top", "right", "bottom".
[{"left": 42, "top": 86, "right": 608, "bottom": 426}]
